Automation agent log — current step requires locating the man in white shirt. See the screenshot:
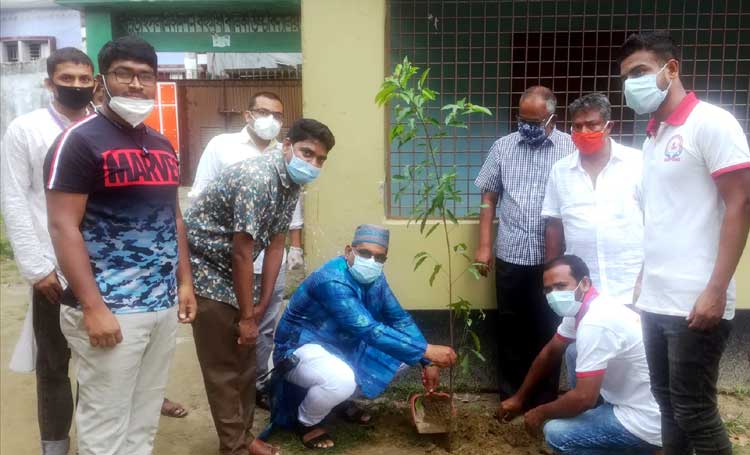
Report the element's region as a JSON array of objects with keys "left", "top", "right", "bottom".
[
  {"left": 189, "top": 91, "right": 304, "bottom": 406},
  {"left": 498, "top": 255, "right": 662, "bottom": 454},
  {"left": 1, "top": 47, "right": 95, "bottom": 455},
  {"left": 619, "top": 32, "right": 750, "bottom": 454},
  {"left": 542, "top": 93, "right": 644, "bottom": 389}
]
